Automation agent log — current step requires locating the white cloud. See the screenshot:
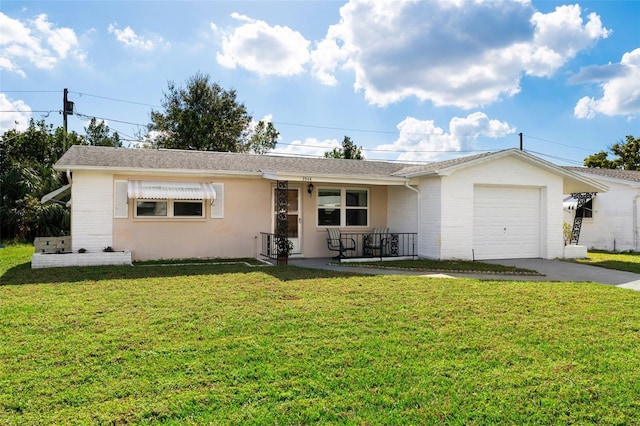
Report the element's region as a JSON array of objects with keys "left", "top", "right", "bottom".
[
  {"left": 0, "top": 12, "right": 85, "bottom": 76},
  {"left": 108, "top": 23, "right": 168, "bottom": 51},
  {"left": 216, "top": 13, "right": 310, "bottom": 76},
  {"left": 271, "top": 137, "right": 341, "bottom": 157},
  {"left": 375, "top": 113, "right": 516, "bottom": 162},
  {"left": 0, "top": 94, "right": 32, "bottom": 132},
  {"left": 526, "top": 5, "right": 611, "bottom": 77},
  {"left": 574, "top": 49, "right": 640, "bottom": 119},
  {"left": 311, "top": 0, "right": 610, "bottom": 108}
]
